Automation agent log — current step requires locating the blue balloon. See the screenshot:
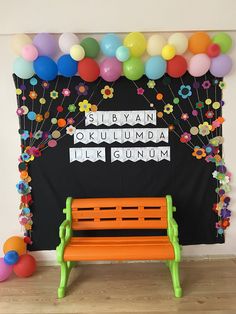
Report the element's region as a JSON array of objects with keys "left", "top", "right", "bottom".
[
  {"left": 100, "top": 34, "right": 122, "bottom": 57},
  {"left": 145, "top": 56, "right": 167, "bottom": 80},
  {"left": 4, "top": 250, "right": 19, "bottom": 265},
  {"left": 116, "top": 46, "right": 130, "bottom": 62},
  {"left": 57, "top": 54, "right": 78, "bottom": 77},
  {"left": 33, "top": 56, "right": 58, "bottom": 81}
]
